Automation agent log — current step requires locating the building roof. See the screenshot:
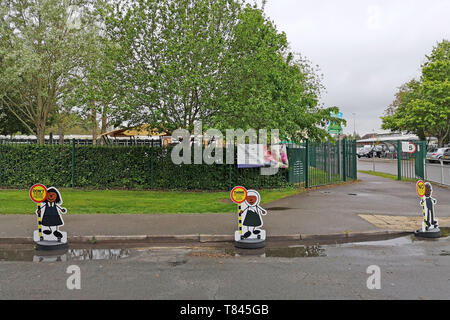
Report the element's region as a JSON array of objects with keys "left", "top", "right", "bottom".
[
  {"left": 357, "top": 133, "right": 420, "bottom": 143},
  {"left": 100, "top": 124, "right": 171, "bottom": 137}
]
